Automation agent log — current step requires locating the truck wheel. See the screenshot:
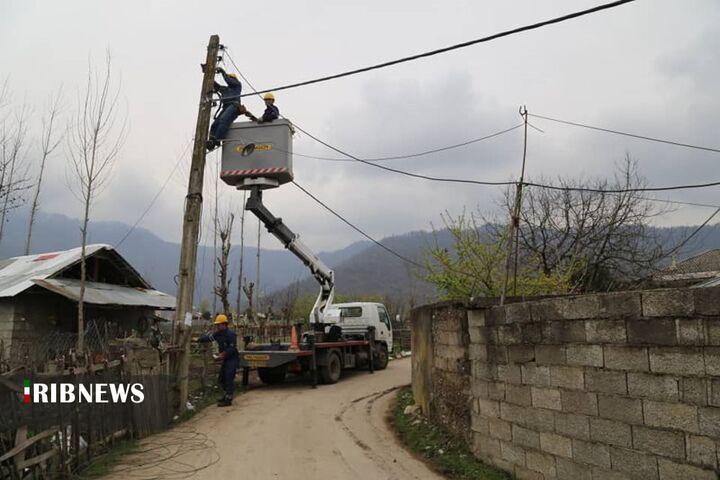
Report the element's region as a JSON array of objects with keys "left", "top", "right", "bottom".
[
  {"left": 320, "top": 352, "right": 342, "bottom": 384},
  {"left": 258, "top": 365, "right": 287, "bottom": 385},
  {"left": 374, "top": 344, "right": 389, "bottom": 370}
]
